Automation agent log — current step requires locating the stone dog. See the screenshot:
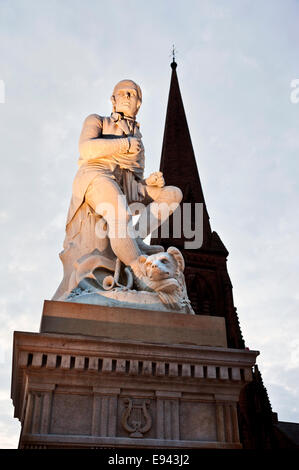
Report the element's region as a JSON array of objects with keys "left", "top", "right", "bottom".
[{"left": 134, "top": 247, "right": 195, "bottom": 314}]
